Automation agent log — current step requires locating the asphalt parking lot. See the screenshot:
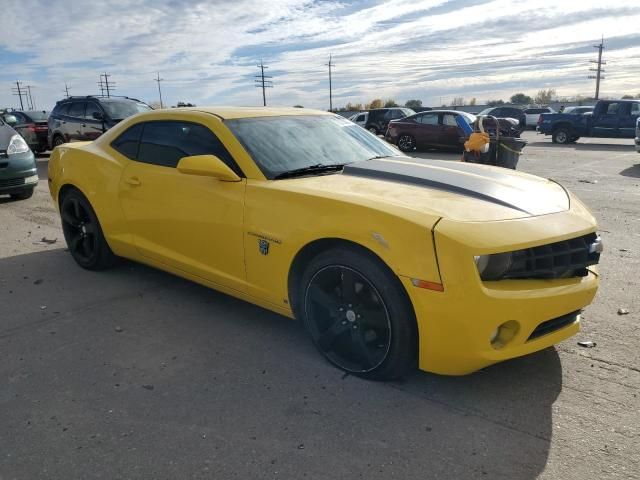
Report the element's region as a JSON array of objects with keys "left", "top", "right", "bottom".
[{"left": 1, "top": 130, "right": 638, "bottom": 480}]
